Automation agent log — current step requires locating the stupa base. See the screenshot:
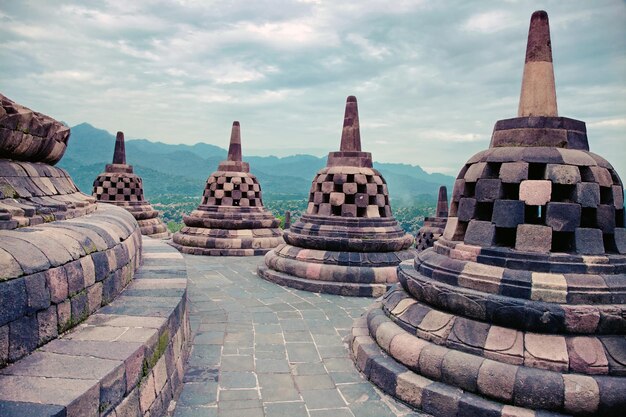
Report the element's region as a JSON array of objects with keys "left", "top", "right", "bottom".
[
  {"left": 258, "top": 264, "right": 391, "bottom": 297},
  {"left": 171, "top": 226, "right": 283, "bottom": 256},
  {"left": 257, "top": 244, "right": 416, "bottom": 296}
]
